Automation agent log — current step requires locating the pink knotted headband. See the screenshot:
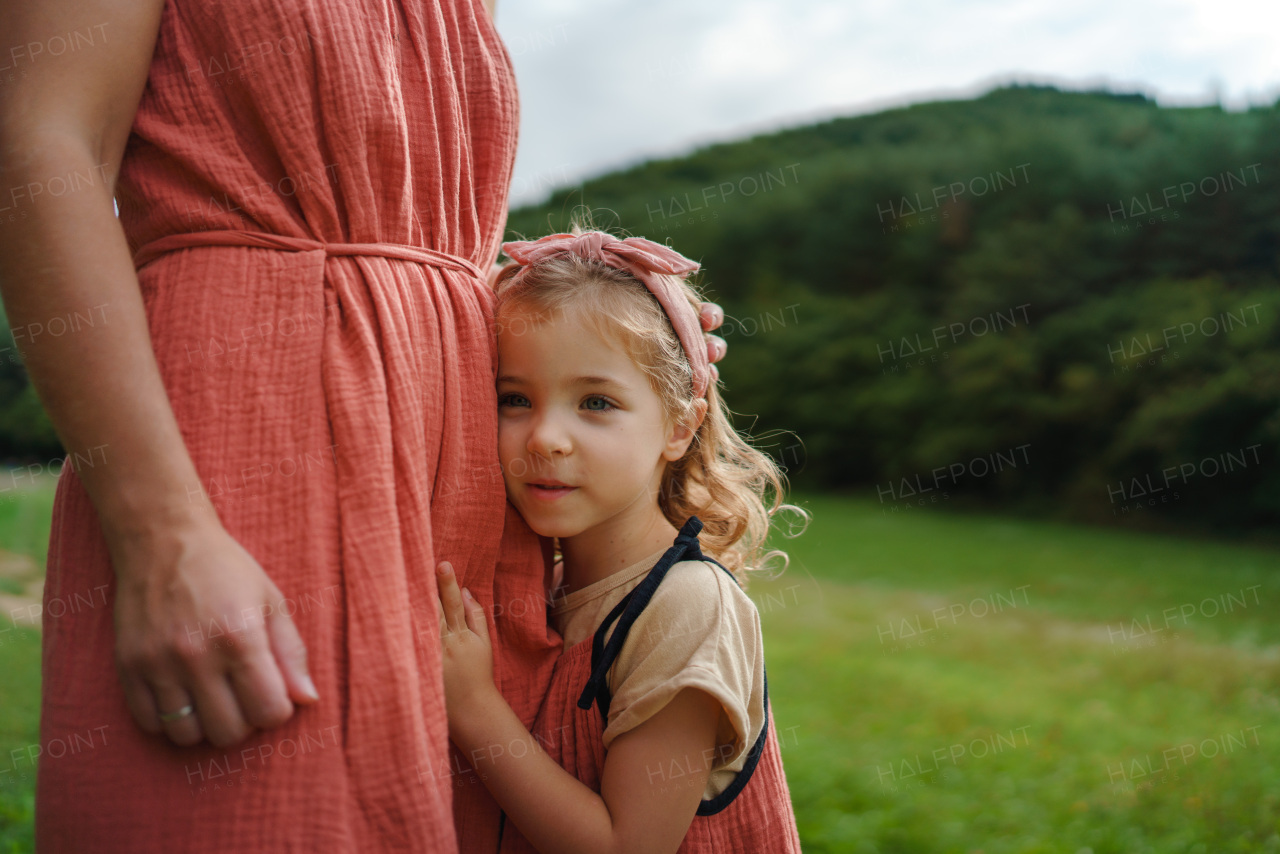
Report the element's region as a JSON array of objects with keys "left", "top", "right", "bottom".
[{"left": 499, "top": 231, "right": 710, "bottom": 398}]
